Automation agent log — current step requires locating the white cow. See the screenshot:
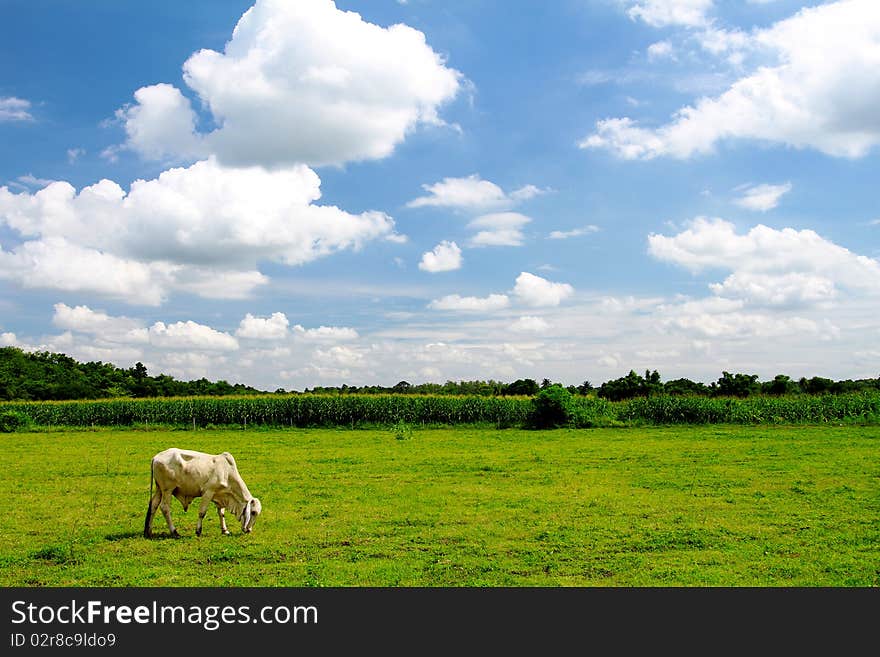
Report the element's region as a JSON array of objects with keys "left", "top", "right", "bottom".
[{"left": 144, "top": 448, "right": 262, "bottom": 538}]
